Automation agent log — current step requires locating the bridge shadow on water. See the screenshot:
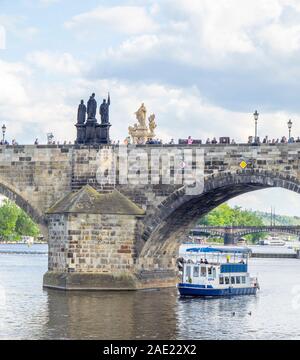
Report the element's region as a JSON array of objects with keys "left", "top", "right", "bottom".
[{"left": 42, "top": 288, "right": 179, "bottom": 340}]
